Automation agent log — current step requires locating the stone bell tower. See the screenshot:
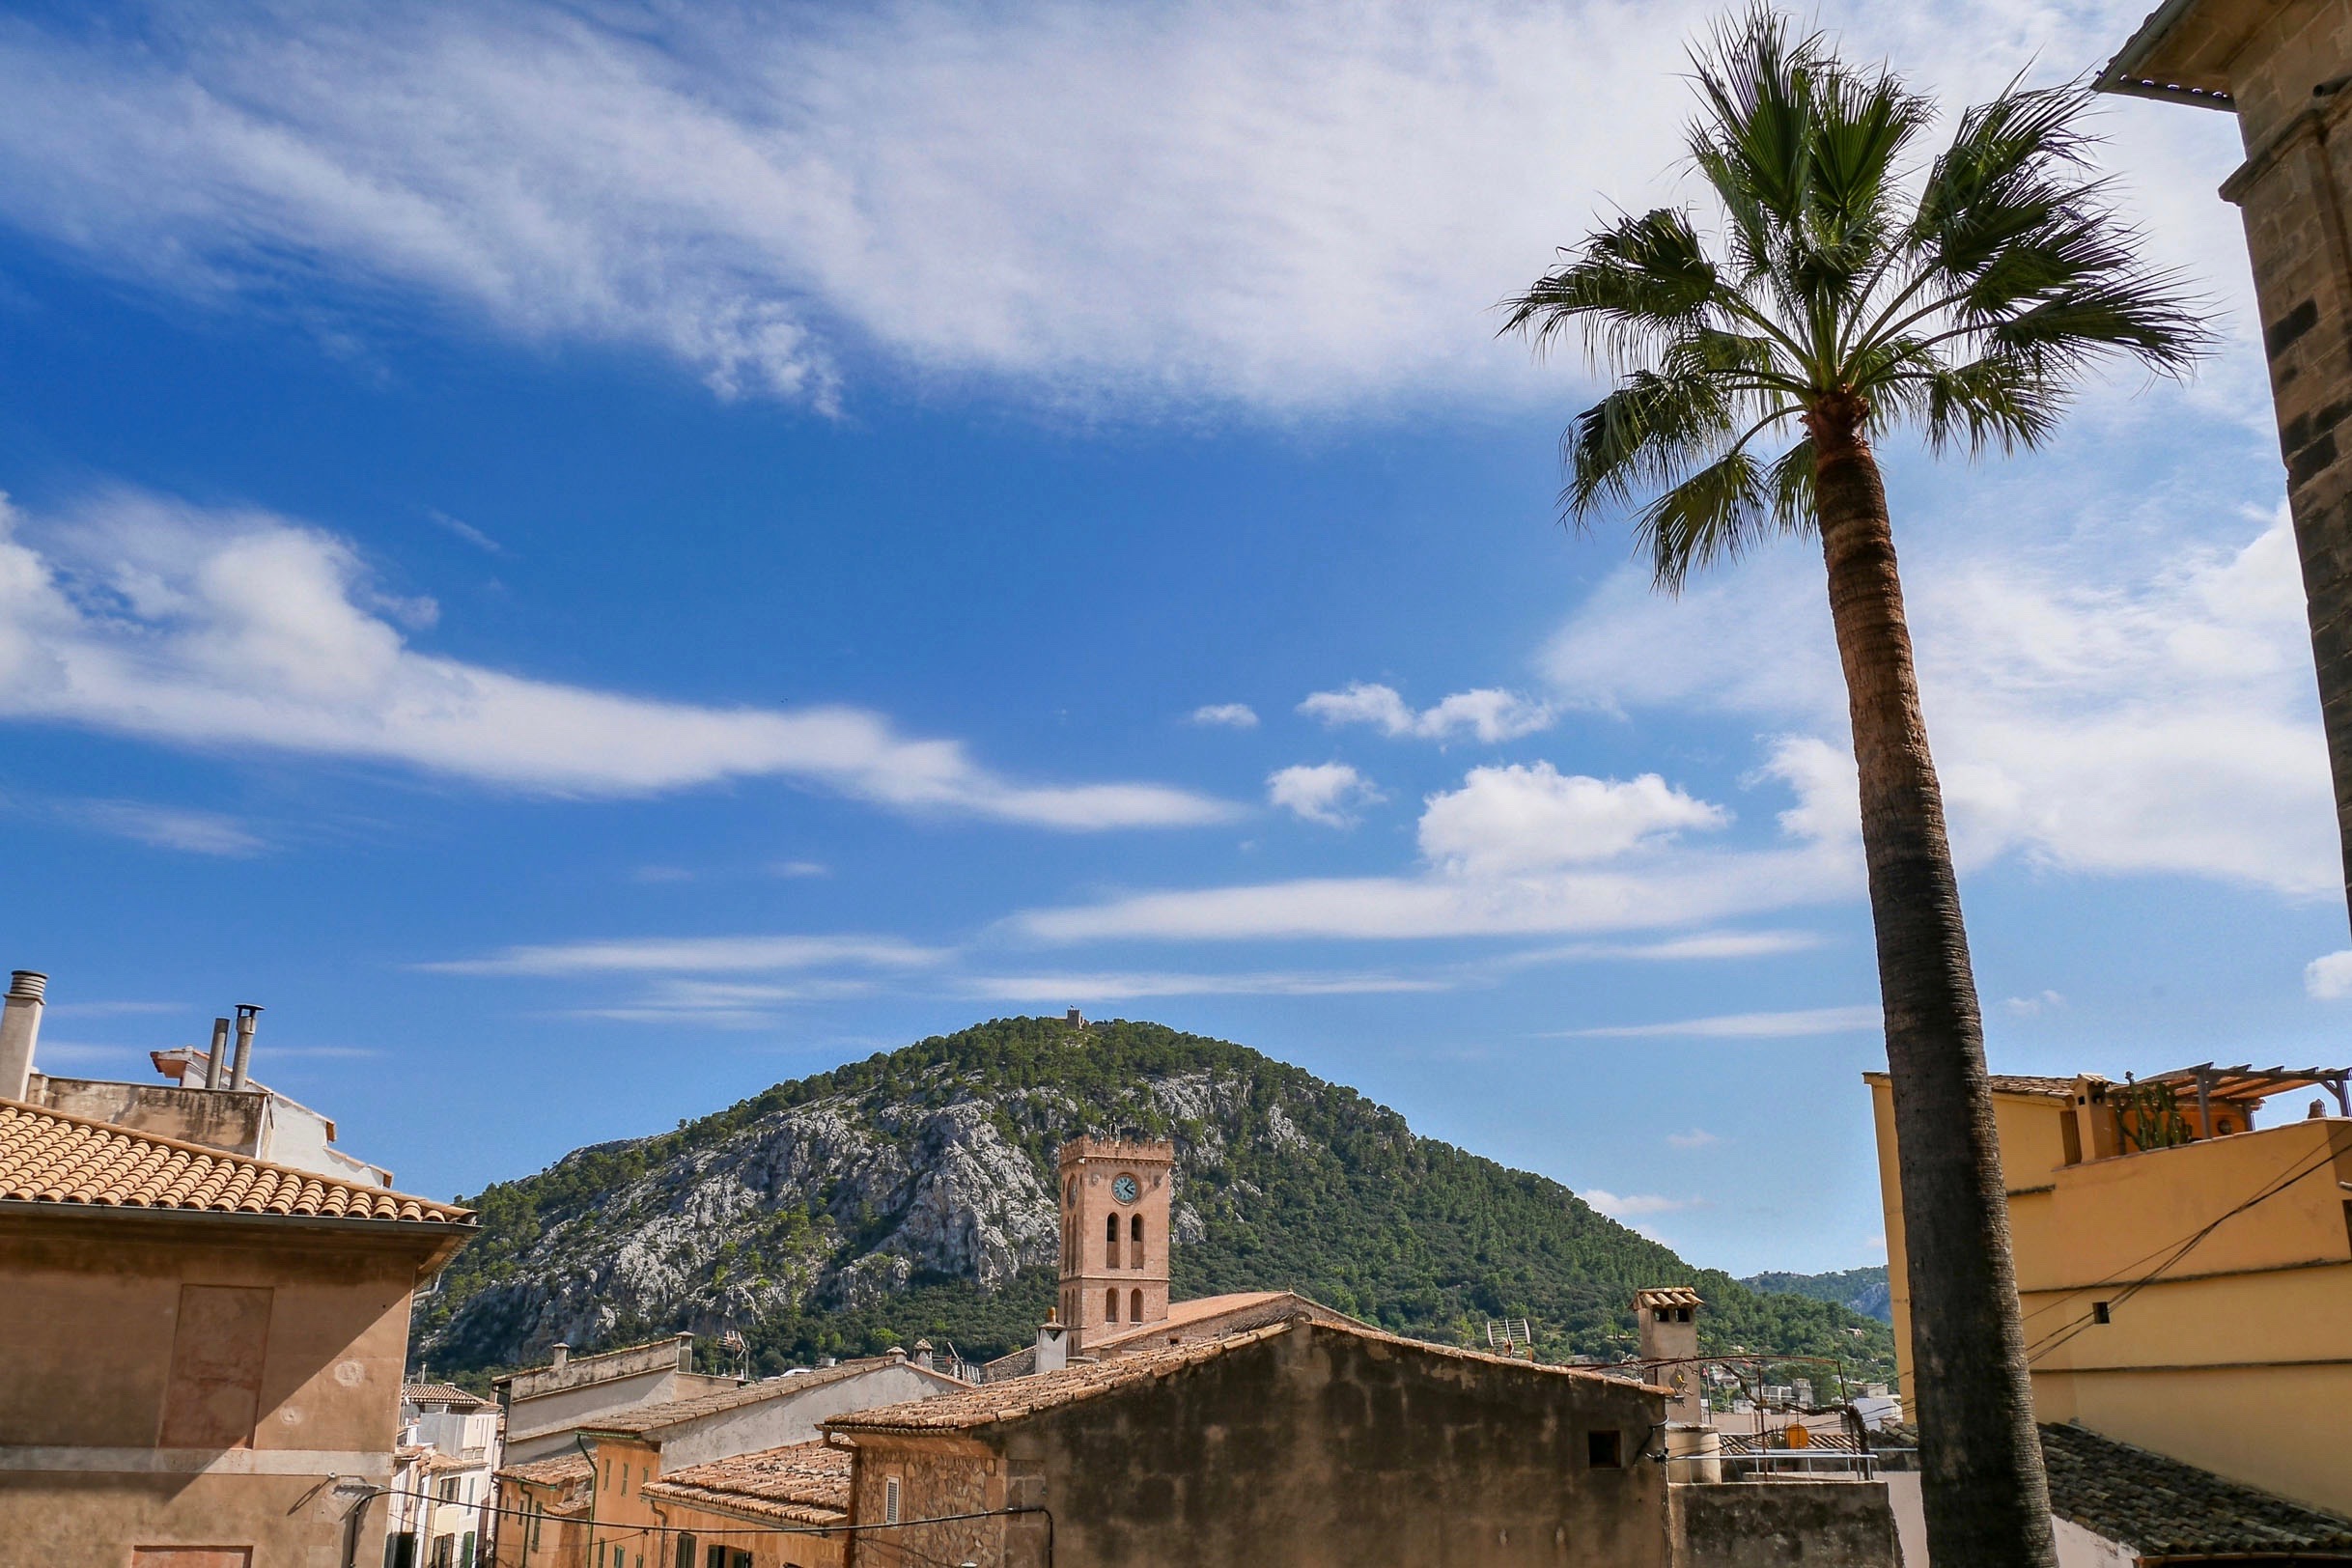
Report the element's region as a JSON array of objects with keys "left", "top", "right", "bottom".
[{"left": 1057, "top": 1136, "right": 1173, "bottom": 1346}]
